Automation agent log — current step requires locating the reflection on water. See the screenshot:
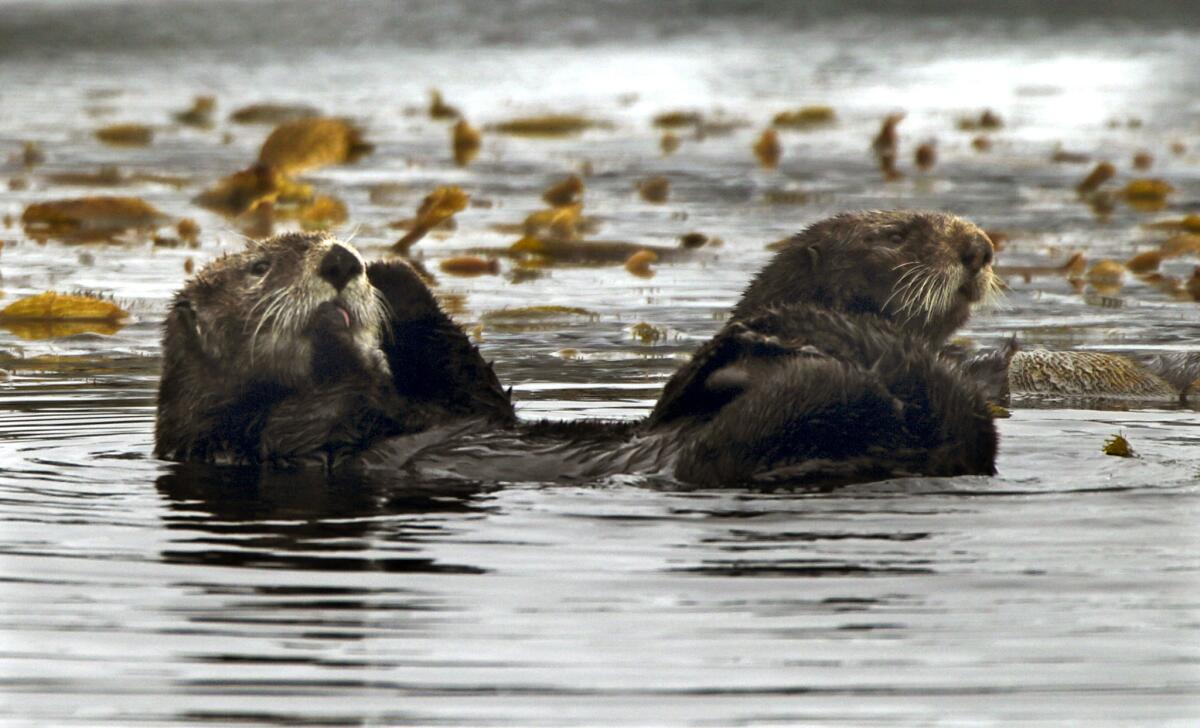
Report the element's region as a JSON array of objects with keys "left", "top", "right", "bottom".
[
  {"left": 2, "top": 0, "right": 1200, "bottom": 724},
  {"left": 156, "top": 465, "right": 494, "bottom": 573}
]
